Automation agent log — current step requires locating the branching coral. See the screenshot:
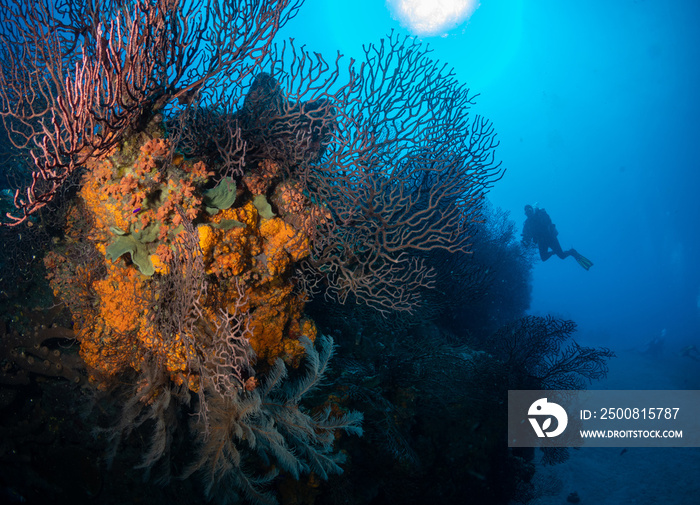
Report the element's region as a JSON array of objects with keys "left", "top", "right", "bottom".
[
  {"left": 0, "top": 0, "right": 303, "bottom": 225},
  {"left": 487, "top": 316, "right": 615, "bottom": 390},
  {"left": 255, "top": 33, "right": 505, "bottom": 314}
]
